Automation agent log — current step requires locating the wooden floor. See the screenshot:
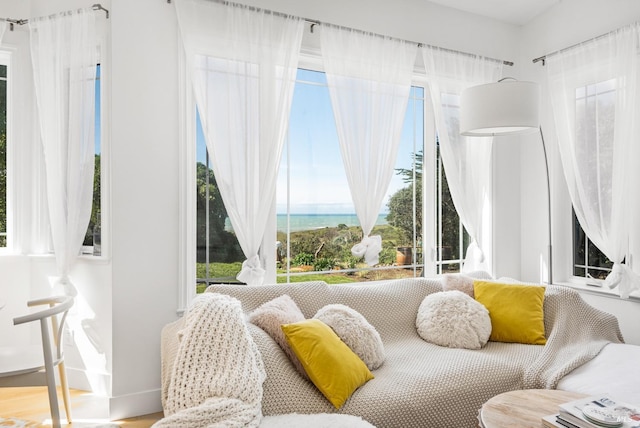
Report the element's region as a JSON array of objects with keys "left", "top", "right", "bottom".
[{"left": 0, "top": 387, "right": 163, "bottom": 427}]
